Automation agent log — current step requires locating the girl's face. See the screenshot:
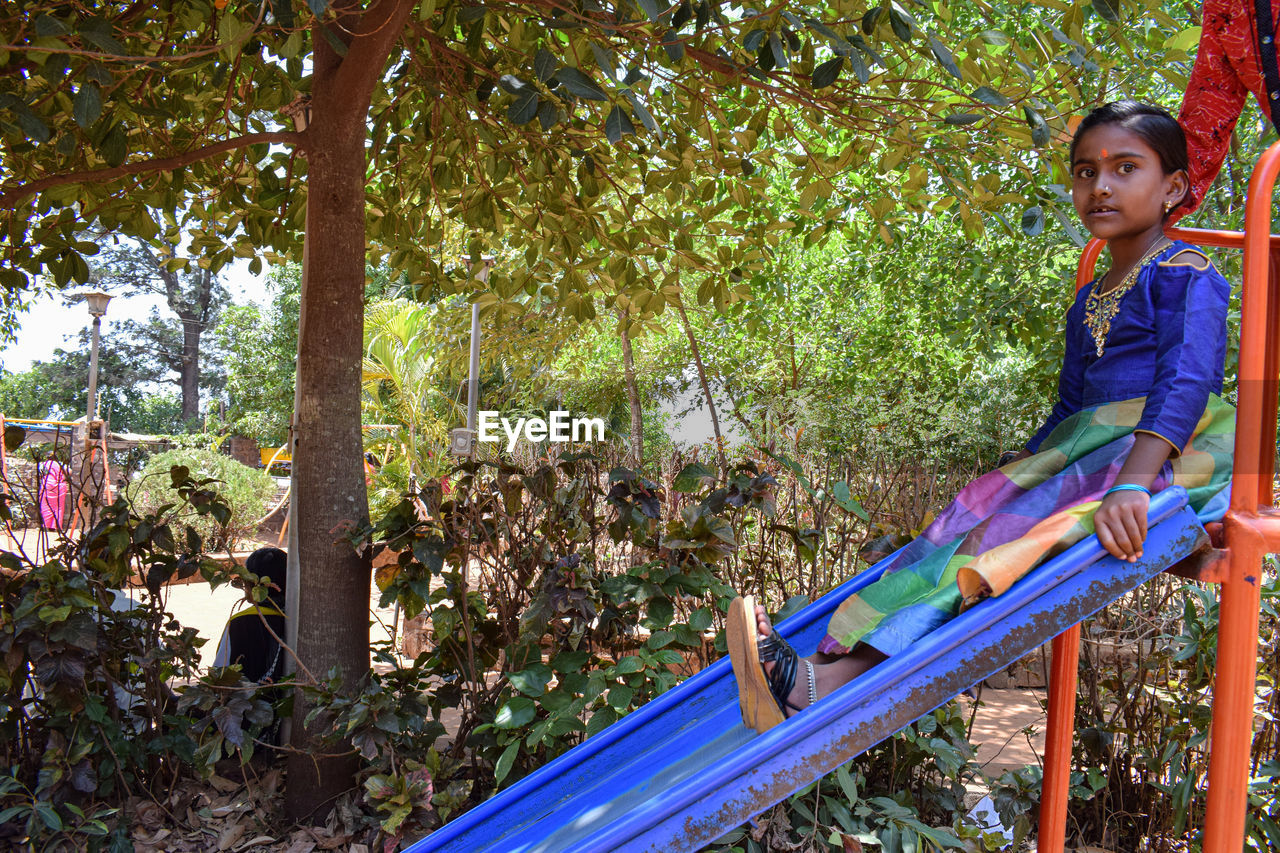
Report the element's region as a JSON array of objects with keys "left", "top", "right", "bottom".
[{"left": 1070, "top": 124, "right": 1188, "bottom": 243}]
